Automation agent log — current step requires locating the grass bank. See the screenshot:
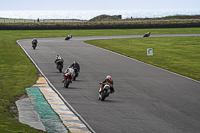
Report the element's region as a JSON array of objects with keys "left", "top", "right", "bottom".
[
  {"left": 0, "top": 28, "right": 199, "bottom": 132},
  {"left": 1, "top": 19, "right": 200, "bottom": 30}
]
